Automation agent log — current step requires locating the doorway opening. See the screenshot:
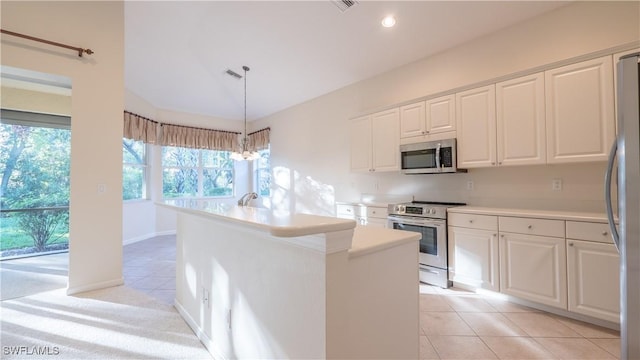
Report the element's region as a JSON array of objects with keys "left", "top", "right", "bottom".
[{"left": 0, "top": 66, "right": 71, "bottom": 299}]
